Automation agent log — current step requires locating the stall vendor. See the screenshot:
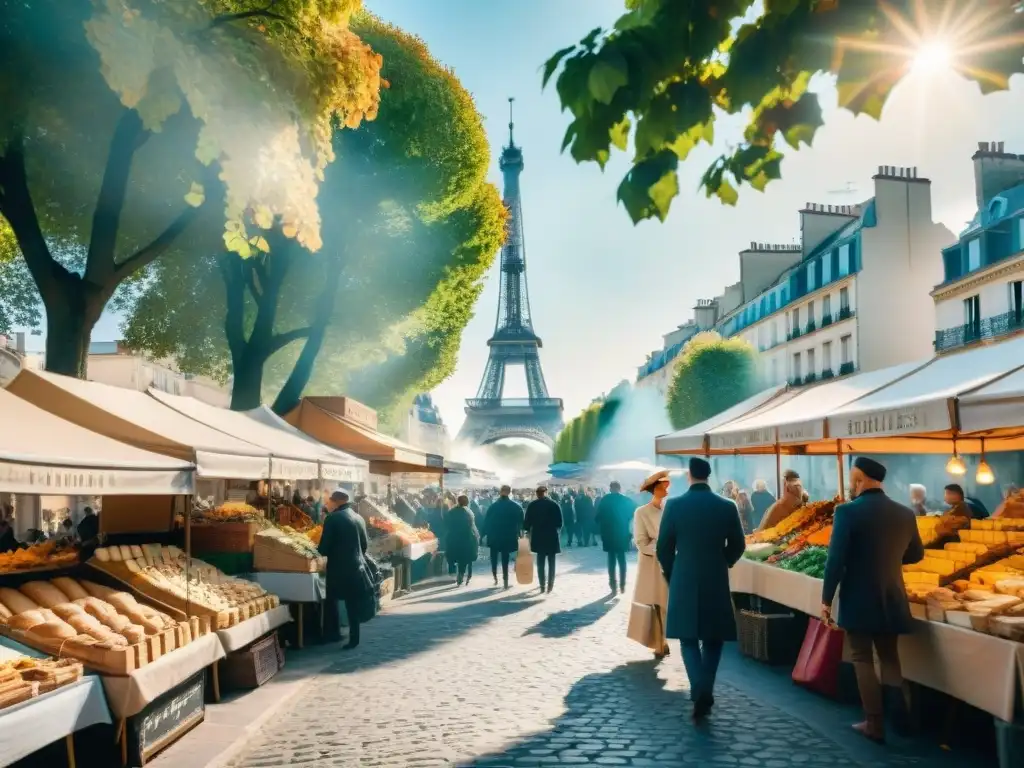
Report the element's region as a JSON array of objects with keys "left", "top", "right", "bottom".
[{"left": 756, "top": 470, "right": 804, "bottom": 531}]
